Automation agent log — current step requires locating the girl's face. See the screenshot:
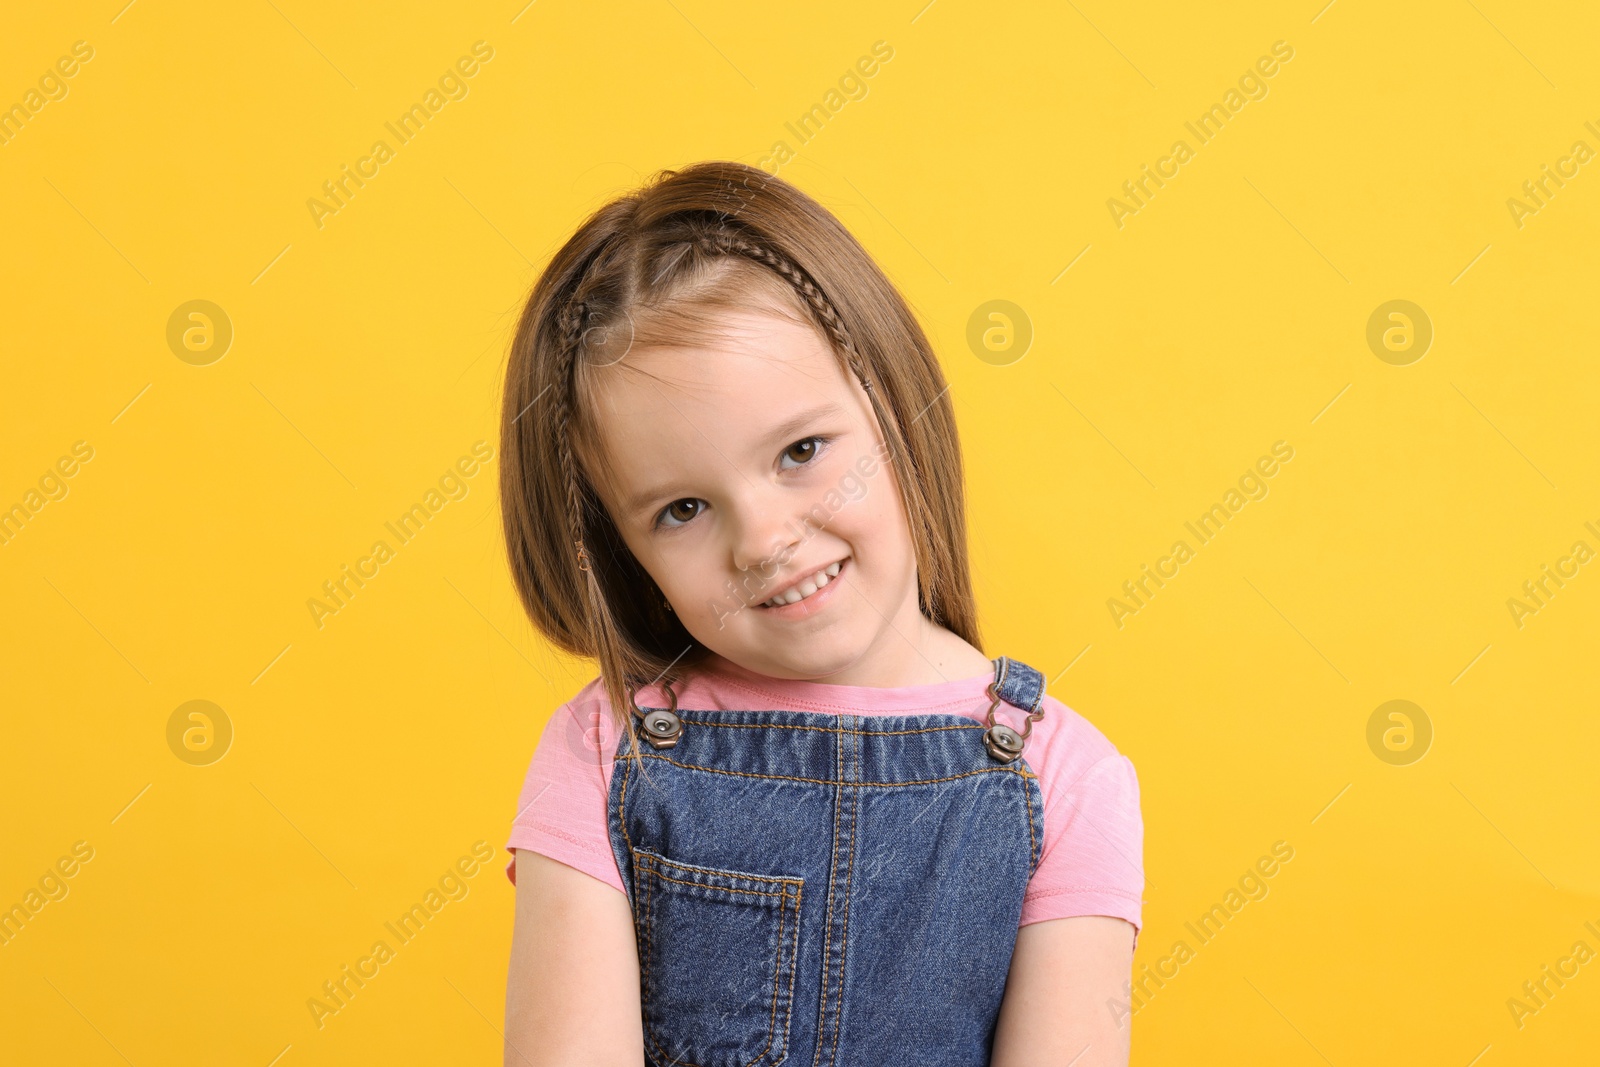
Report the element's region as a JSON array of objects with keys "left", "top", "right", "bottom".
[{"left": 585, "top": 304, "right": 930, "bottom": 685}]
